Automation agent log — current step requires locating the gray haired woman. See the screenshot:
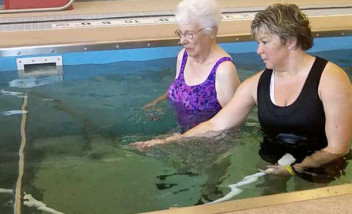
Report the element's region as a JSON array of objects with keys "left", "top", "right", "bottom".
[{"left": 143, "top": 0, "right": 240, "bottom": 132}]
